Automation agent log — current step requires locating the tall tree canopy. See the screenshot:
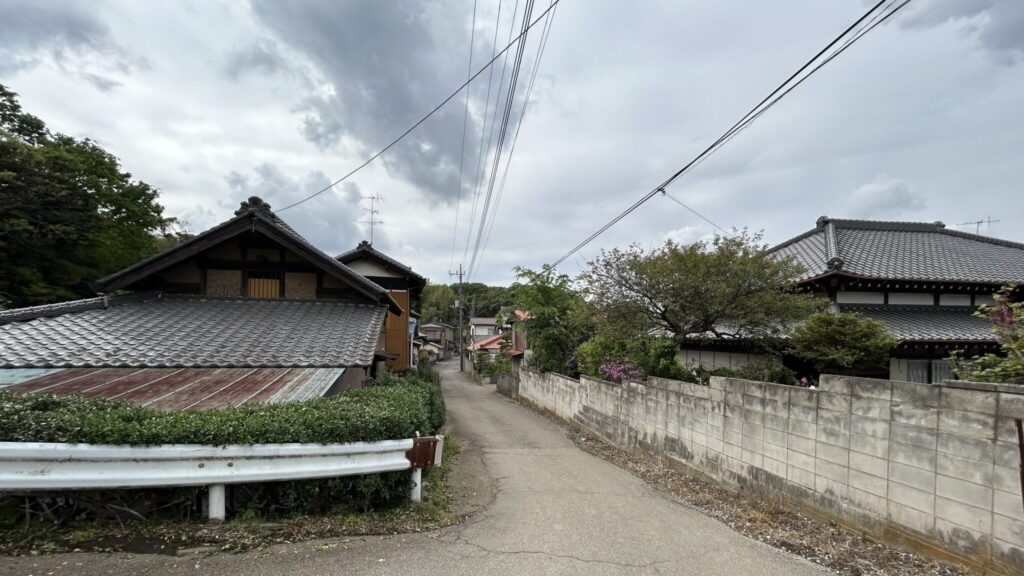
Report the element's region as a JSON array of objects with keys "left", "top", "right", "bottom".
[
  {"left": 578, "top": 233, "right": 822, "bottom": 347},
  {"left": 0, "top": 85, "right": 177, "bottom": 308},
  {"left": 513, "top": 266, "right": 593, "bottom": 373}
]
